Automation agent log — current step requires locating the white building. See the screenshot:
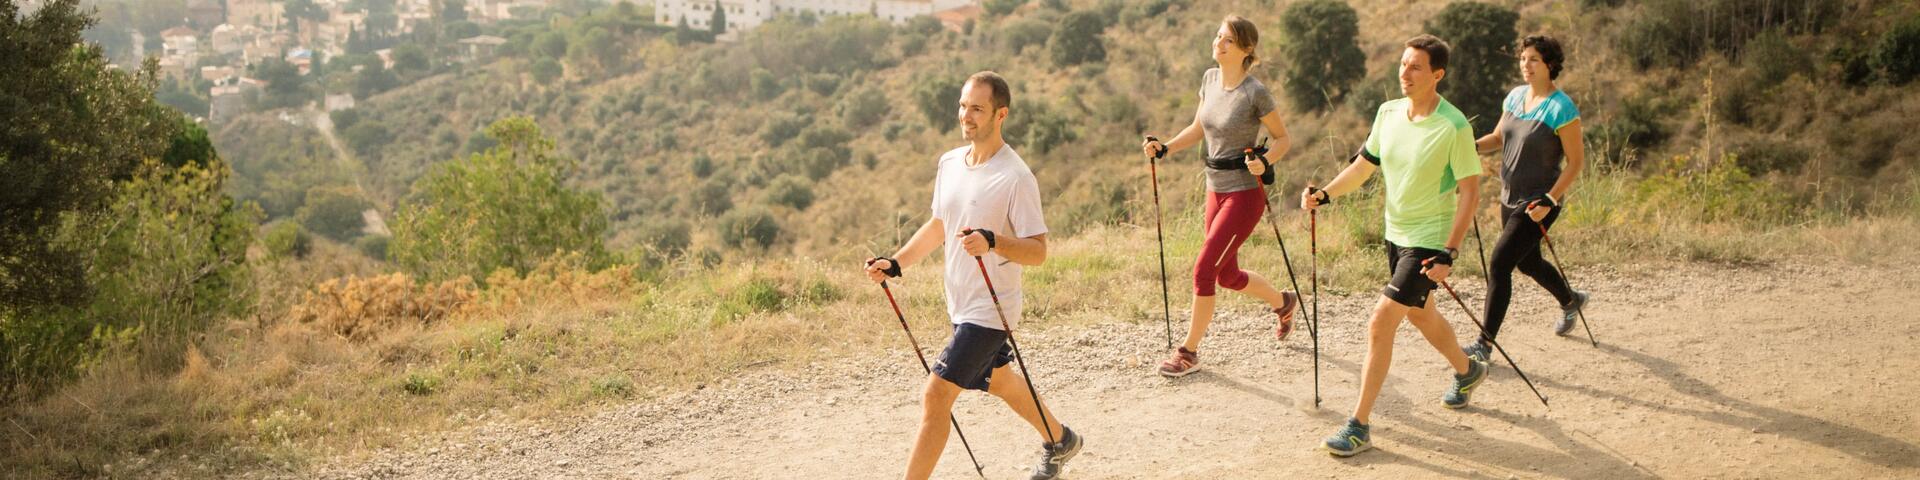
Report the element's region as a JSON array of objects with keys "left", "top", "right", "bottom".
[{"left": 654, "top": 0, "right": 973, "bottom": 38}]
